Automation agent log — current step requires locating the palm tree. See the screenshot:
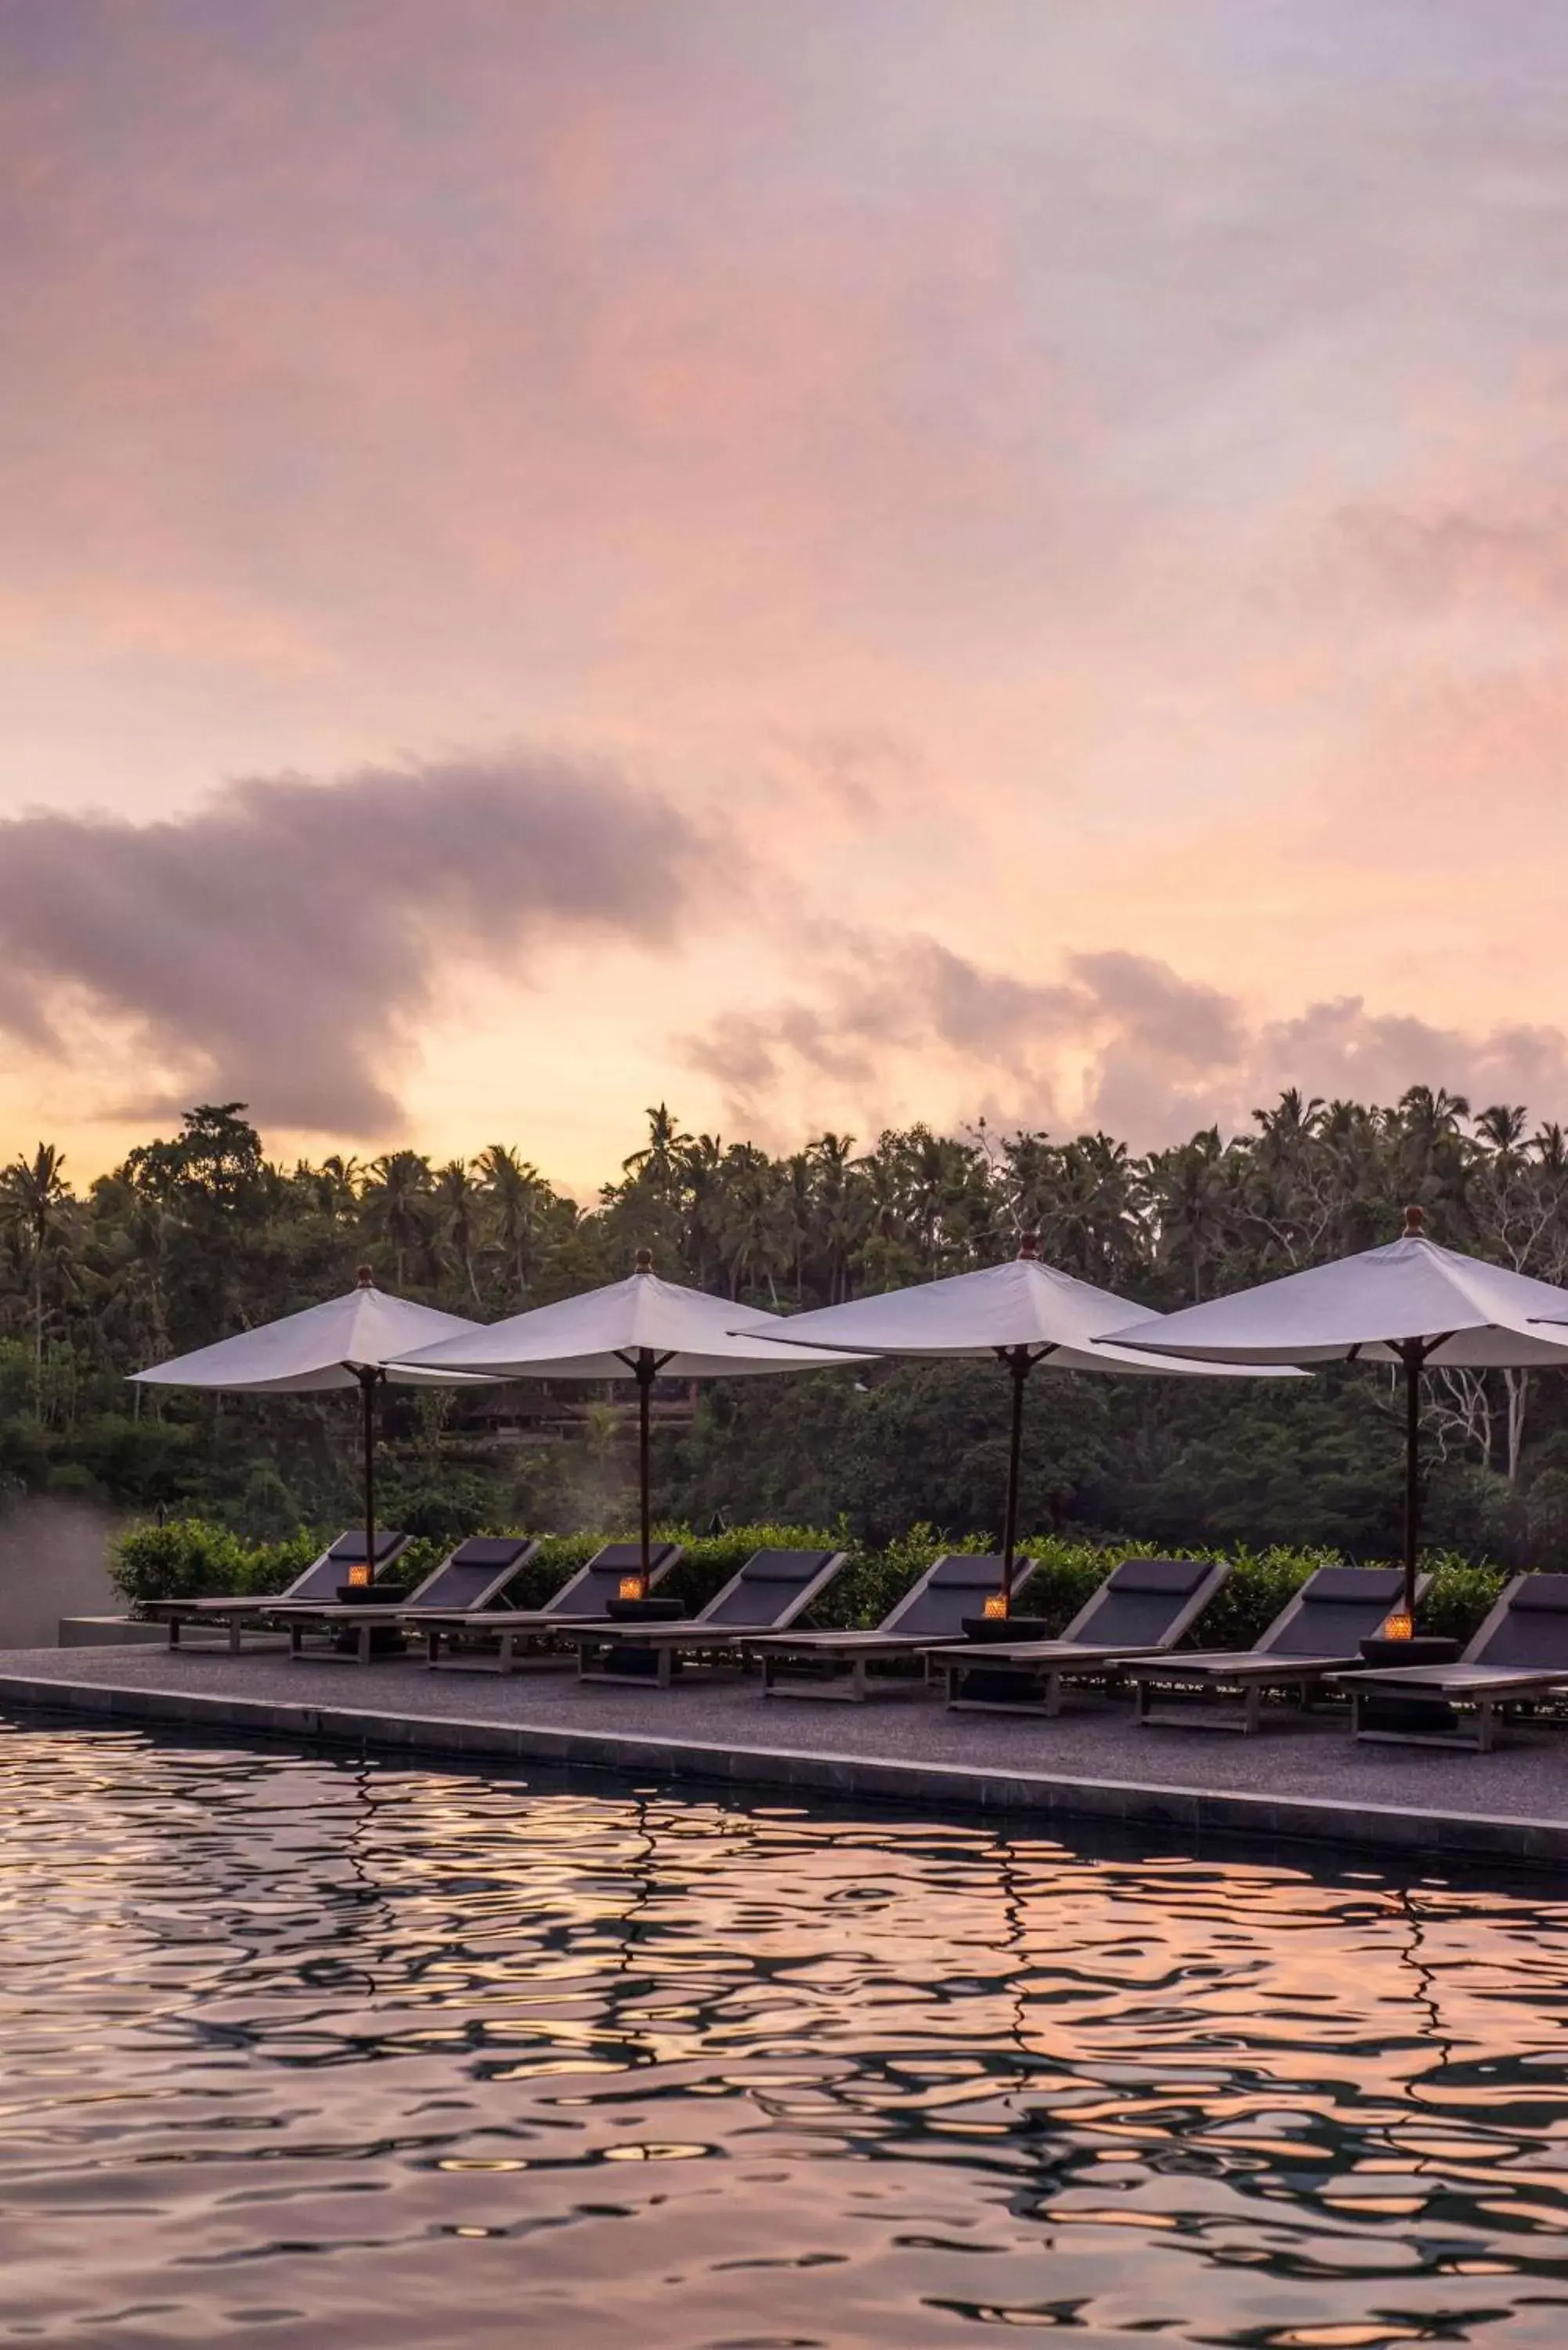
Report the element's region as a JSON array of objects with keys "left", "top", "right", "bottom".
[
  {"left": 362, "top": 1152, "right": 434, "bottom": 1287},
  {"left": 476, "top": 1144, "right": 547, "bottom": 1302},
  {"left": 432, "top": 1158, "right": 483, "bottom": 1304},
  {"left": 0, "top": 1144, "right": 72, "bottom": 1408}
]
